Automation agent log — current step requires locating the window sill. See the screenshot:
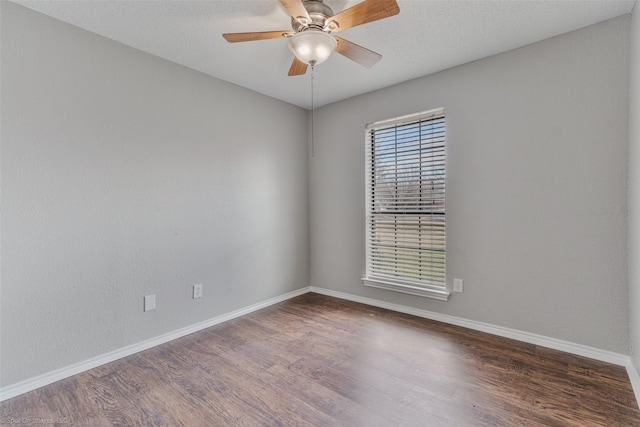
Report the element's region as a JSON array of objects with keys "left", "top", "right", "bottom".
[{"left": 362, "top": 277, "right": 450, "bottom": 301}]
